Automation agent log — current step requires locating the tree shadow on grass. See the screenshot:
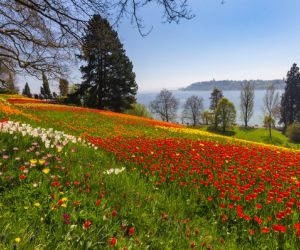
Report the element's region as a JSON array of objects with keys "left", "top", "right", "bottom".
[
  {"left": 207, "top": 127, "right": 236, "bottom": 136},
  {"left": 238, "top": 127, "right": 256, "bottom": 132}
]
